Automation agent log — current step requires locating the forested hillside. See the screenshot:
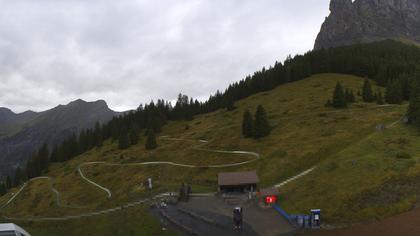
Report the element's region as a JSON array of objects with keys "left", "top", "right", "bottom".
[
  {"left": 1, "top": 73, "right": 409, "bottom": 235},
  {"left": 4, "top": 40, "right": 420, "bottom": 194}
]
